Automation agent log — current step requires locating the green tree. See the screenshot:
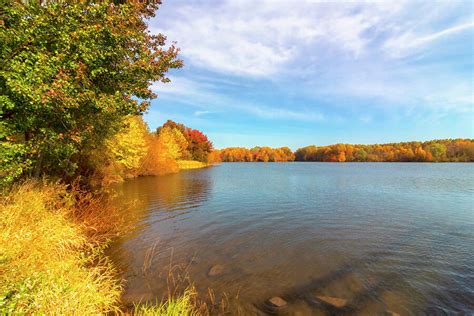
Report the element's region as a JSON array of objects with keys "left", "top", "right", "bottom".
[
  {"left": 1, "top": 1, "right": 182, "bottom": 184},
  {"left": 427, "top": 143, "right": 447, "bottom": 161},
  {"left": 354, "top": 149, "right": 368, "bottom": 161}
]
